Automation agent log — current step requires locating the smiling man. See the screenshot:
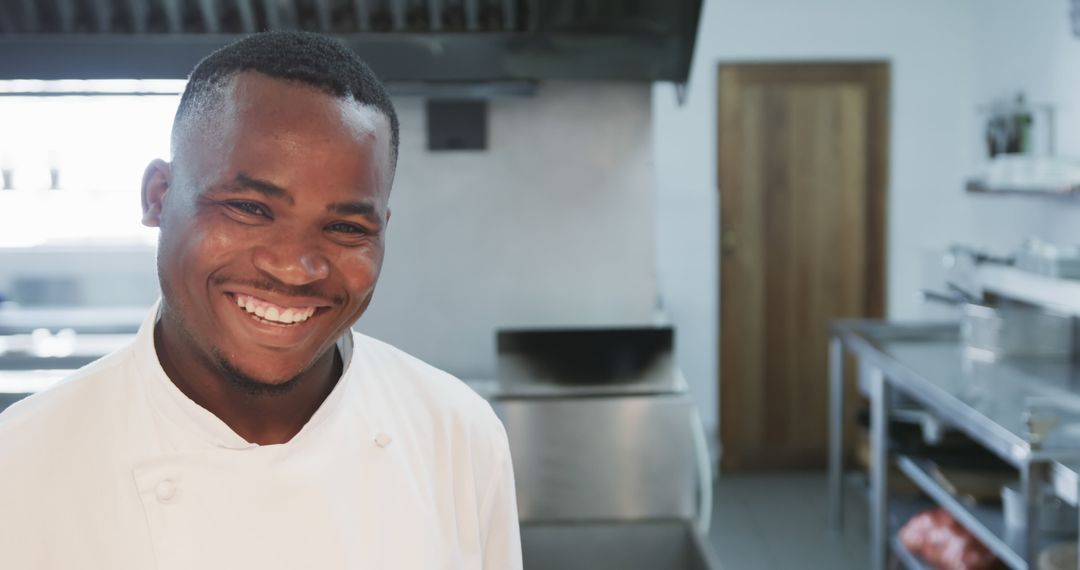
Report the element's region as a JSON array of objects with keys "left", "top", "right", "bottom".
[{"left": 0, "top": 31, "right": 521, "bottom": 569}]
